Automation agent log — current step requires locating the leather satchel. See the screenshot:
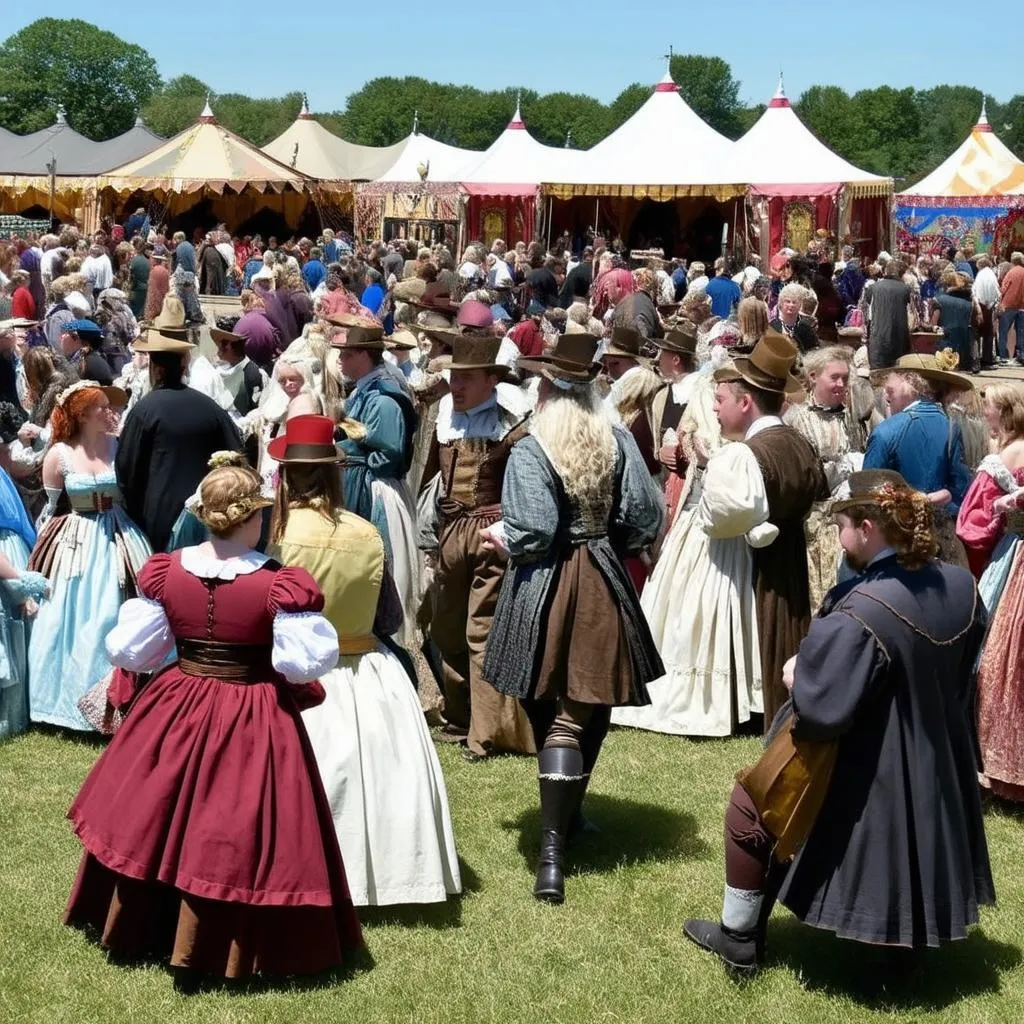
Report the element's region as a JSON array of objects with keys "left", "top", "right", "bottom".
[{"left": 736, "top": 711, "right": 837, "bottom": 862}]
